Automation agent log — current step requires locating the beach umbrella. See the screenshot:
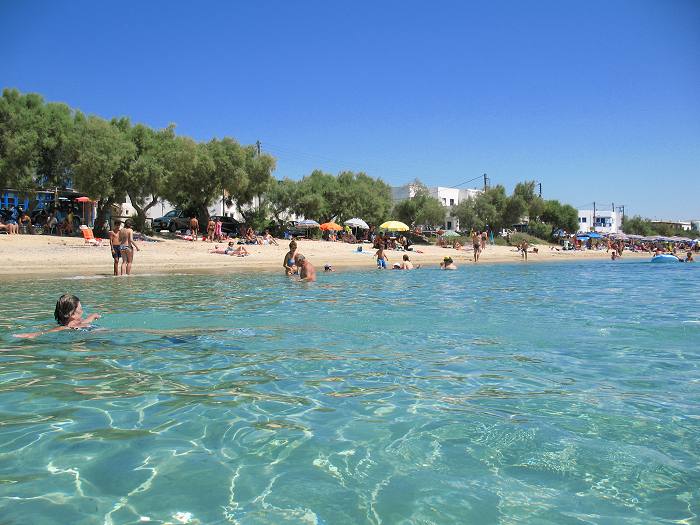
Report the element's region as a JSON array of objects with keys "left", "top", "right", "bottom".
[
  {"left": 379, "top": 220, "right": 409, "bottom": 231},
  {"left": 587, "top": 232, "right": 602, "bottom": 239},
  {"left": 319, "top": 222, "right": 342, "bottom": 231},
  {"left": 344, "top": 217, "right": 369, "bottom": 229},
  {"left": 75, "top": 196, "right": 92, "bottom": 226},
  {"left": 296, "top": 219, "right": 320, "bottom": 229},
  {"left": 441, "top": 230, "right": 460, "bottom": 238}
]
